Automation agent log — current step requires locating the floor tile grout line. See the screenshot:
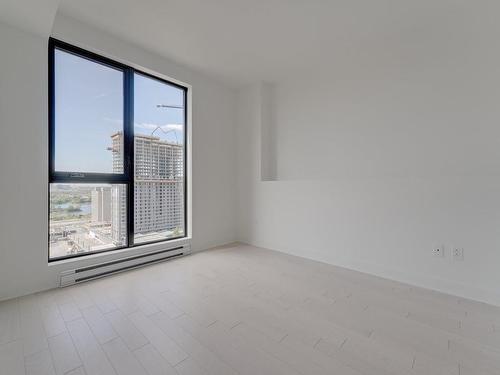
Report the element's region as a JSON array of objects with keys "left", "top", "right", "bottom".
[
  {"left": 148, "top": 311, "right": 242, "bottom": 375},
  {"left": 59, "top": 316, "right": 88, "bottom": 375},
  {"left": 278, "top": 333, "right": 288, "bottom": 344}
]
